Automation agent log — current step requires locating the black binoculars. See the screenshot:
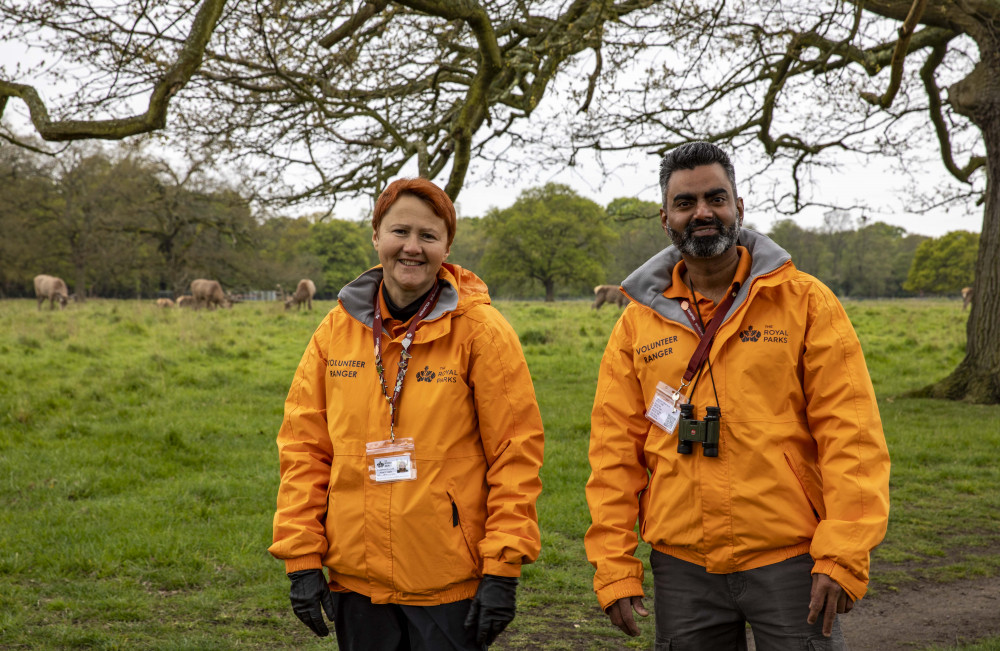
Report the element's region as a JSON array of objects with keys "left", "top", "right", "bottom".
[{"left": 677, "top": 404, "right": 721, "bottom": 457}]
